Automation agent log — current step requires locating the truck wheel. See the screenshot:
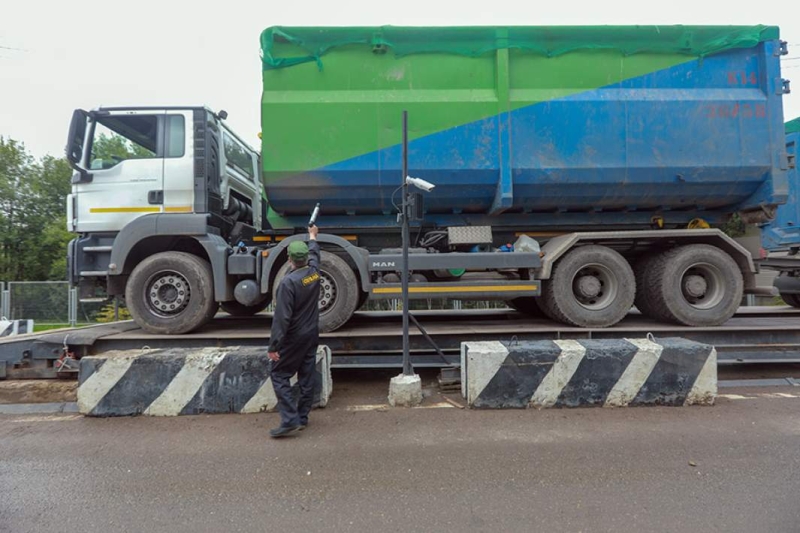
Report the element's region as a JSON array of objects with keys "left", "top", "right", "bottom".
[
  {"left": 782, "top": 293, "right": 800, "bottom": 308},
  {"left": 633, "top": 254, "right": 660, "bottom": 319},
  {"left": 220, "top": 298, "right": 271, "bottom": 316},
  {"left": 540, "top": 245, "right": 635, "bottom": 327},
  {"left": 642, "top": 245, "right": 742, "bottom": 326},
  {"left": 126, "top": 252, "right": 216, "bottom": 334},
  {"left": 273, "top": 250, "right": 359, "bottom": 333},
  {"left": 507, "top": 297, "right": 546, "bottom": 317}
]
